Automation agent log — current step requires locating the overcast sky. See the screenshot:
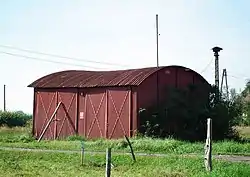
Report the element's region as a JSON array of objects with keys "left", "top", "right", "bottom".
[{"left": 0, "top": 0, "right": 249, "bottom": 113}]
